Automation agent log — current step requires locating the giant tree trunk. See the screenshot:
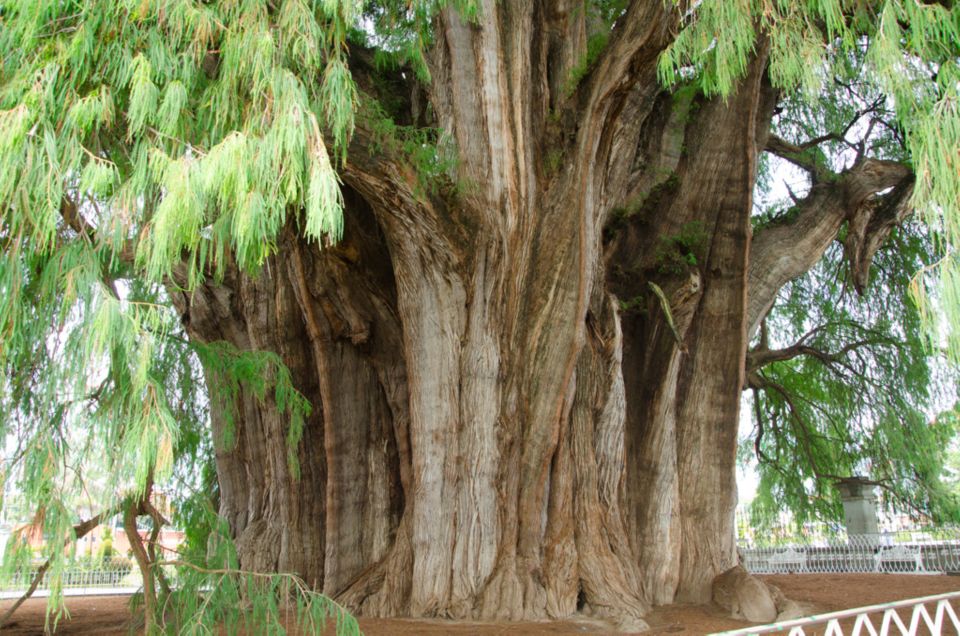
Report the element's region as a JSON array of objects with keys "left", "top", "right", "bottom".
[{"left": 171, "top": 2, "right": 871, "bottom": 625}]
